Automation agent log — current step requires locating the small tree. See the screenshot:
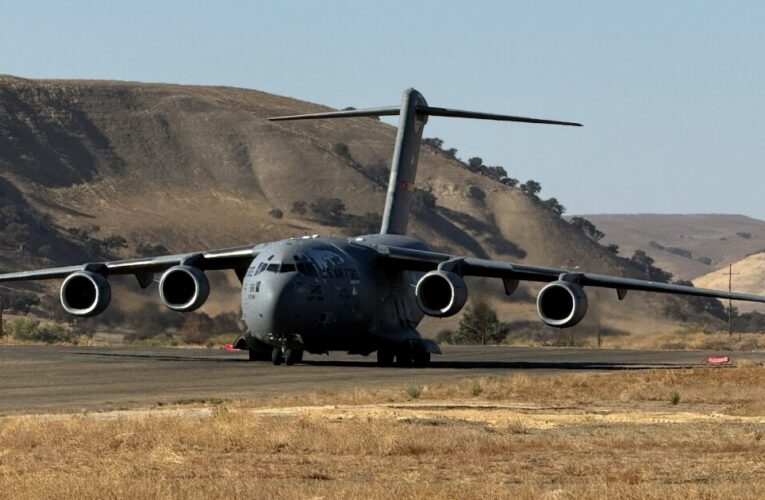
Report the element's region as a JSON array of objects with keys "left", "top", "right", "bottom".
[
  {"left": 520, "top": 180, "right": 542, "bottom": 196},
  {"left": 291, "top": 200, "right": 308, "bottom": 216},
  {"left": 485, "top": 166, "right": 508, "bottom": 179},
  {"left": 309, "top": 197, "right": 346, "bottom": 221},
  {"left": 268, "top": 208, "right": 283, "bottom": 219},
  {"left": 332, "top": 143, "right": 352, "bottom": 161},
  {"left": 103, "top": 235, "right": 128, "bottom": 252},
  {"left": 444, "top": 148, "right": 458, "bottom": 159},
  {"left": 455, "top": 300, "right": 506, "bottom": 345},
  {"left": 569, "top": 217, "right": 604, "bottom": 241},
  {"left": 135, "top": 243, "right": 170, "bottom": 257},
  {"left": 468, "top": 157, "right": 484, "bottom": 171},
  {"left": 543, "top": 197, "right": 566, "bottom": 216},
  {"left": 422, "top": 137, "right": 444, "bottom": 149},
  {"left": 179, "top": 313, "right": 215, "bottom": 344},
  {"left": 467, "top": 185, "right": 486, "bottom": 202}
]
